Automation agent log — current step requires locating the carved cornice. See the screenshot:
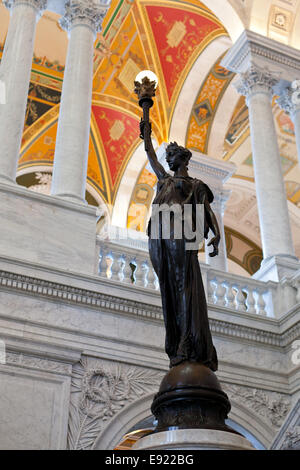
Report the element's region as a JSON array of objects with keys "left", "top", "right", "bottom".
[
  {"left": 221, "top": 30, "right": 300, "bottom": 81},
  {"left": 189, "top": 160, "right": 230, "bottom": 181},
  {"left": 3, "top": 0, "right": 47, "bottom": 12},
  {"left": 60, "top": 0, "right": 110, "bottom": 34},
  {"left": 3, "top": 351, "right": 71, "bottom": 375},
  {"left": 0, "top": 269, "right": 299, "bottom": 348}
]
